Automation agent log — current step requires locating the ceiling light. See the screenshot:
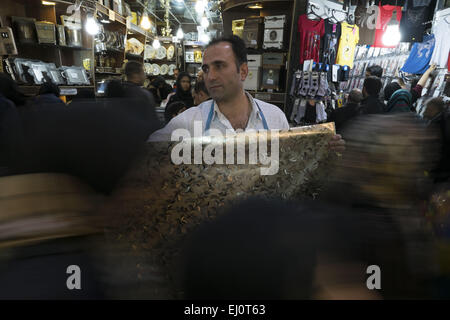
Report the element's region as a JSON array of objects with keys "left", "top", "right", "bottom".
[
  {"left": 85, "top": 14, "right": 100, "bottom": 35},
  {"left": 176, "top": 27, "right": 184, "bottom": 39},
  {"left": 152, "top": 38, "right": 161, "bottom": 49},
  {"left": 246, "top": 3, "right": 263, "bottom": 9},
  {"left": 195, "top": 0, "right": 206, "bottom": 14},
  {"left": 382, "top": 10, "right": 401, "bottom": 47},
  {"left": 200, "top": 33, "right": 210, "bottom": 44},
  {"left": 201, "top": 15, "right": 209, "bottom": 28},
  {"left": 382, "top": 24, "right": 401, "bottom": 47},
  {"left": 140, "top": 12, "right": 151, "bottom": 30},
  {"left": 42, "top": 1, "right": 56, "bottom": 5}
]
